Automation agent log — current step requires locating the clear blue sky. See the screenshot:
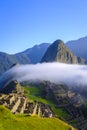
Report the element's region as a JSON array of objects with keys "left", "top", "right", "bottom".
[{"left": 0, "top": 0, "right": 87, "bottom": 54}]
